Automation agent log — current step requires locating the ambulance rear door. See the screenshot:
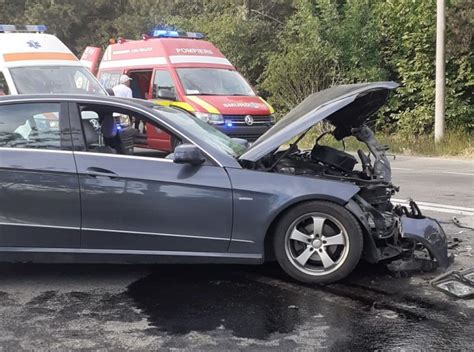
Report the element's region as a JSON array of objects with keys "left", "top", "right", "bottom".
[{"left": 80, "top": 46, "right": 102, "bottom": 75}]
